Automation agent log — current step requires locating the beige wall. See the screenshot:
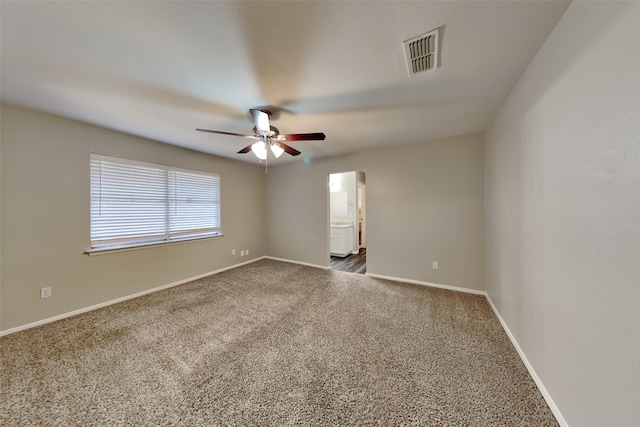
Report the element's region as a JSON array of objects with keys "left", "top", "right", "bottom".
[
  {"left": 266, "top": 133, "right": 485, "bottom": 291},
  {"left": 0, "top": 103, "right": 266, "bottom": 331},
  {"left": 485, "top": 2, "right": 640, "bottom": 426}
]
